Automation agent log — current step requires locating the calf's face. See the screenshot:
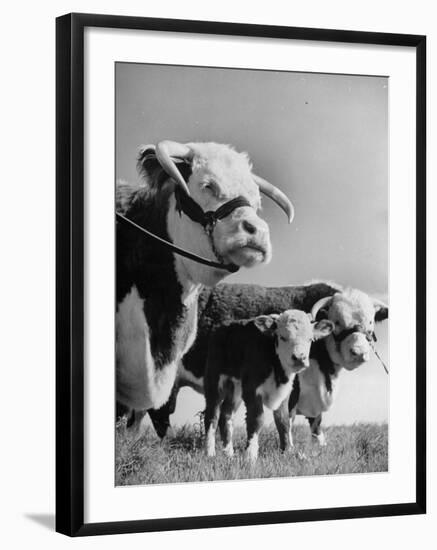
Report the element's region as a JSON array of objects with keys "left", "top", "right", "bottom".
[{"left": 254, "top": 311, "right": 334, "bottom": 373}]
